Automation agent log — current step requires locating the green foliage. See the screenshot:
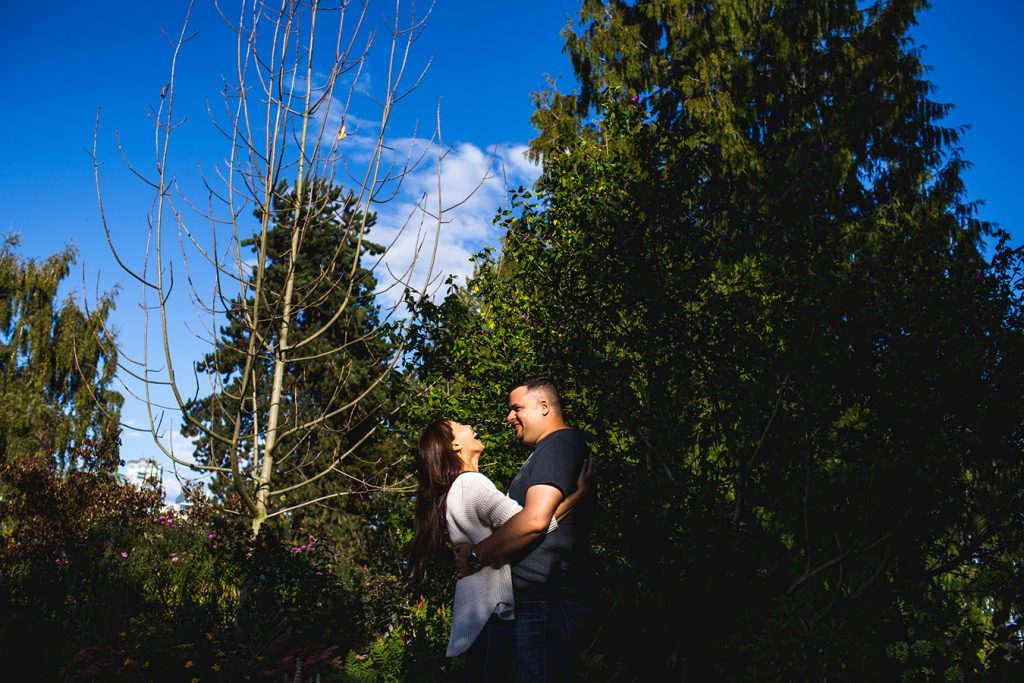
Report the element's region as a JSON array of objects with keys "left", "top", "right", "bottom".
[
  {"left": 0, "top": 235, "right": 121, "bottom": 470},
  {"left": 0, "top": 438, "right": 417, "bottom": 682},
  {"left": 410, "top": 0, "right": 1024, "bottom": 678},
  {"left": 338, "top": 595, "right": 457, "bottom": 683}
]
